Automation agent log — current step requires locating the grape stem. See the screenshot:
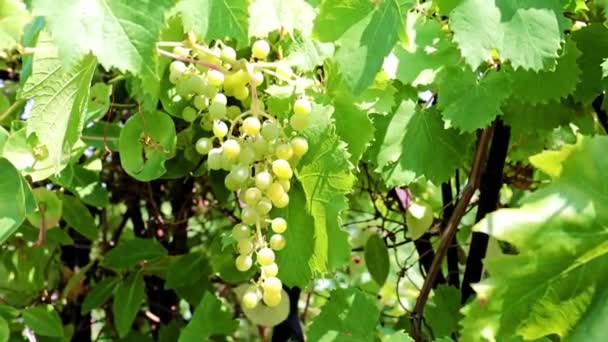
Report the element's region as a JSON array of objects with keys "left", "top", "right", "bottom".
[{"left": 156, "top": 48, "right": 228, "bottom": 73}]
